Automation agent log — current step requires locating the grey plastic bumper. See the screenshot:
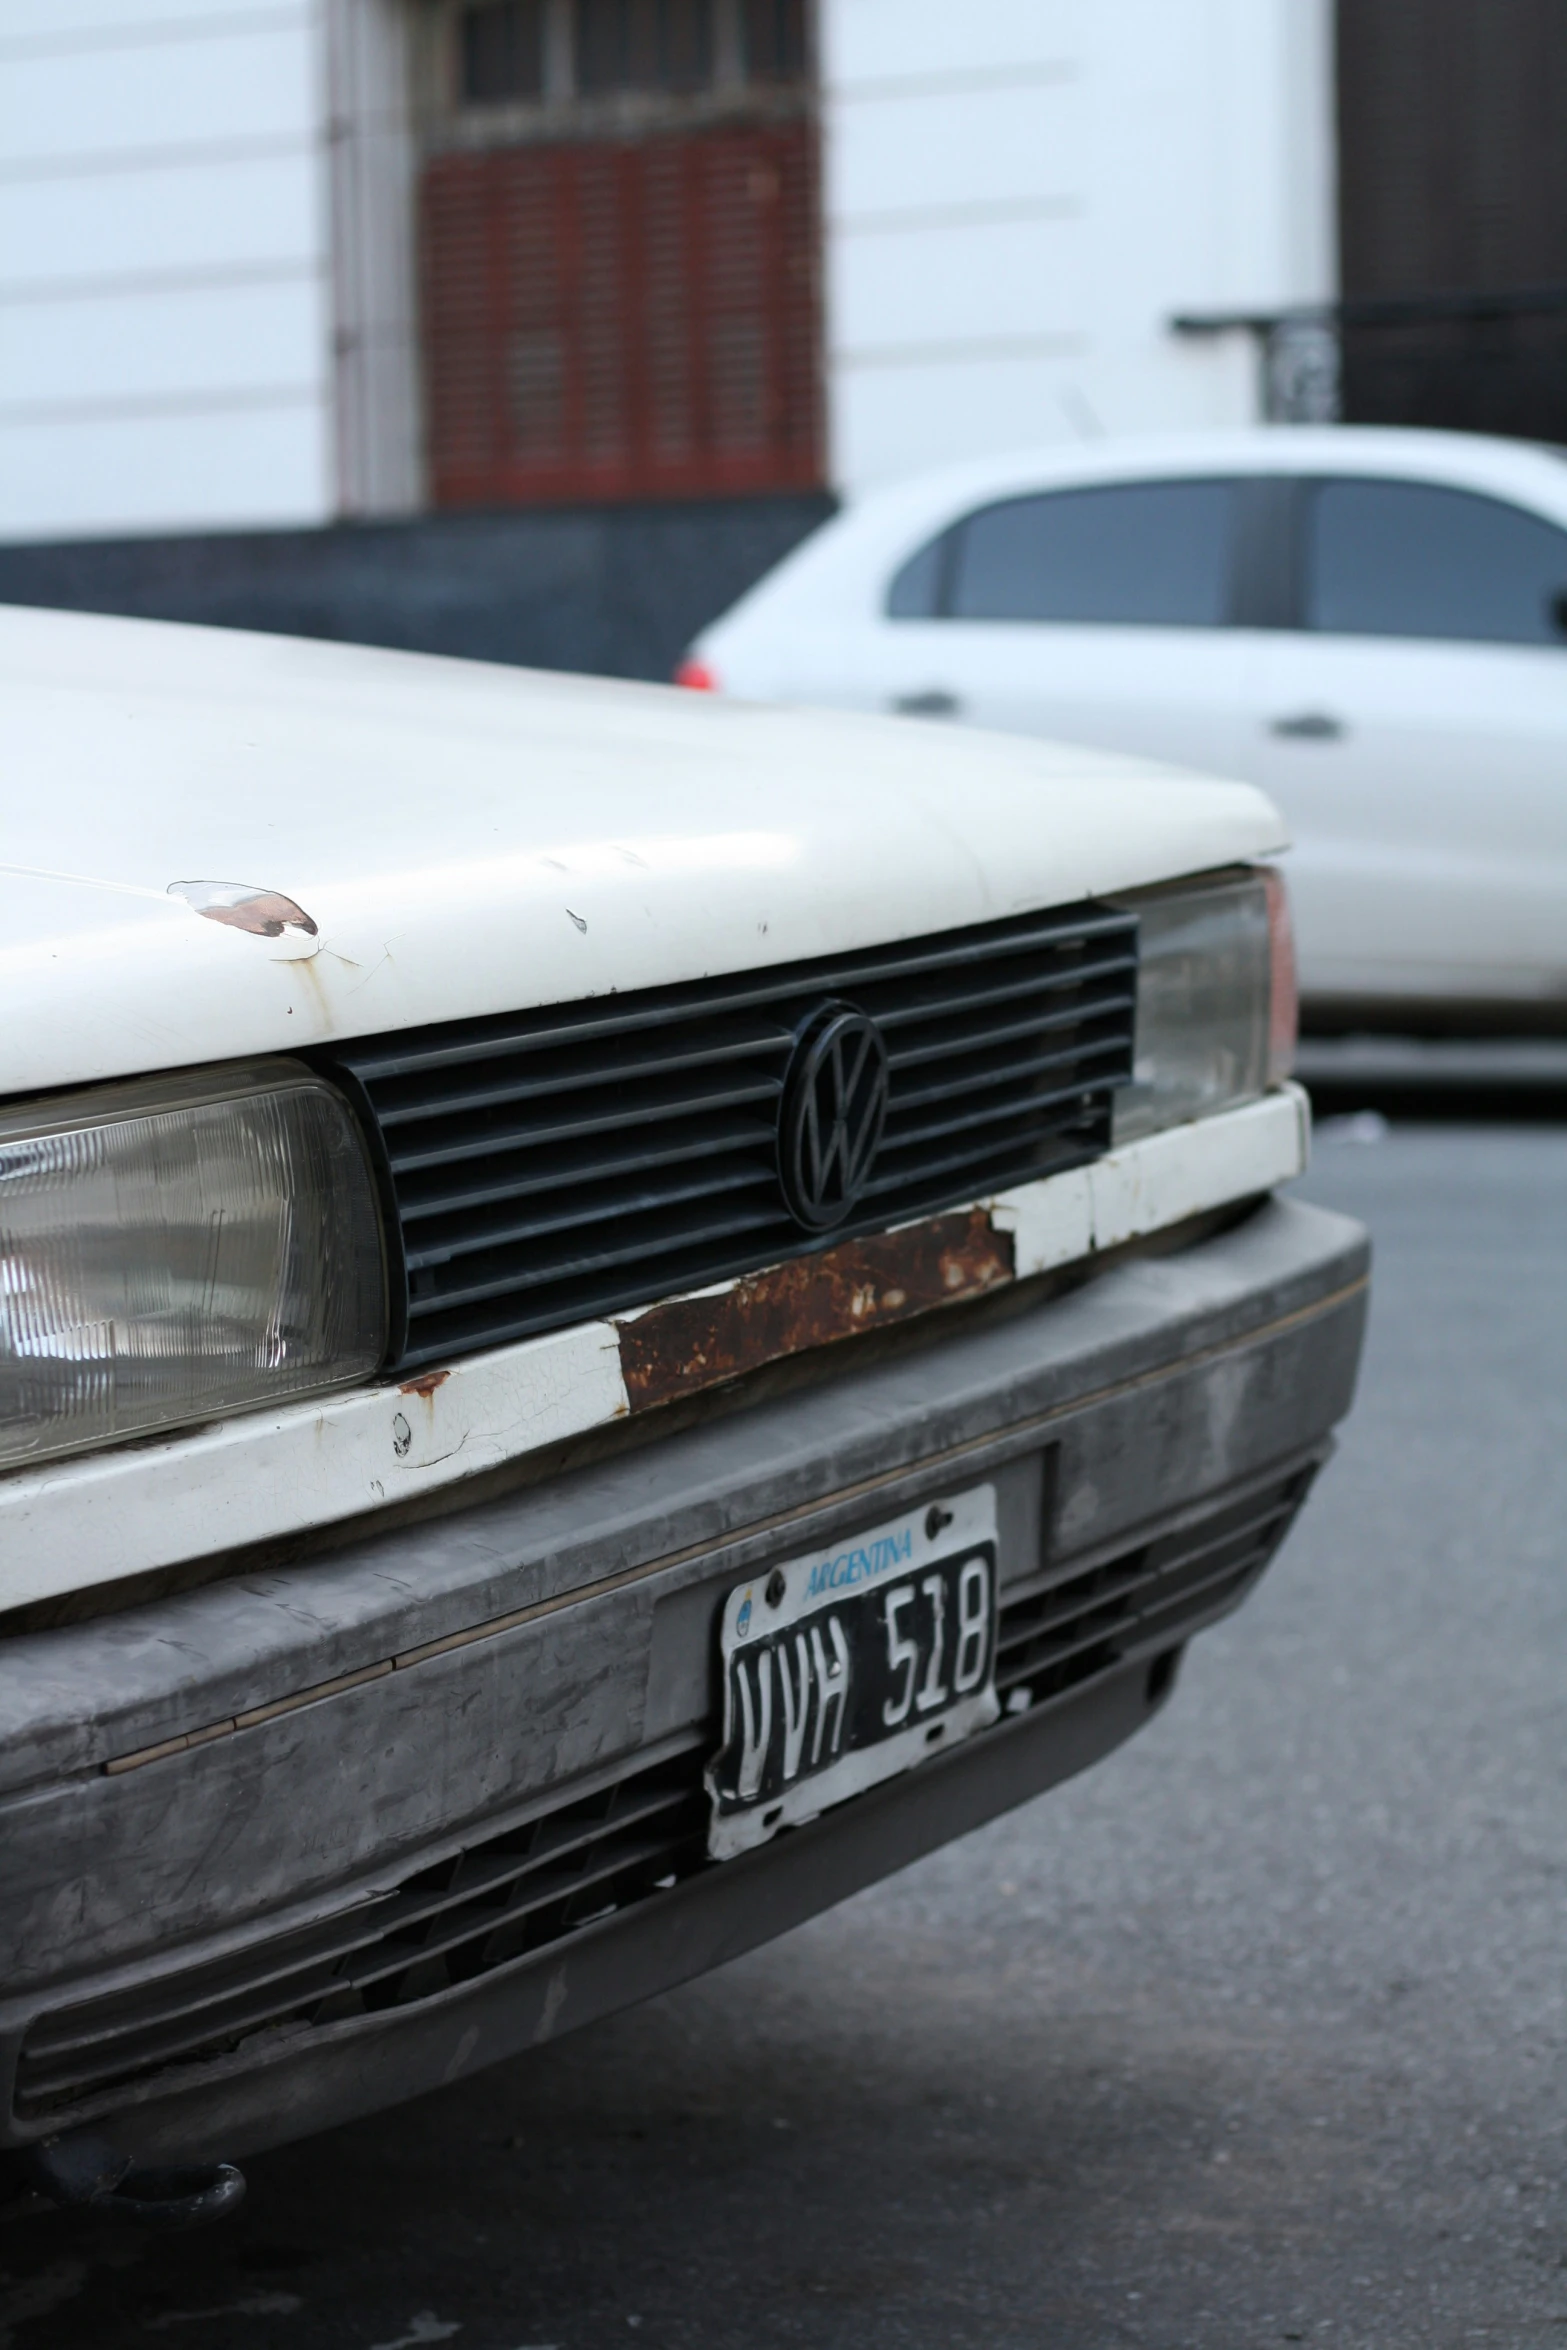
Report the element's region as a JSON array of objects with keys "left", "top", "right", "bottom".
[{"left": 0, "top": 1195, "right": 1368, "bottom": 2163}]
